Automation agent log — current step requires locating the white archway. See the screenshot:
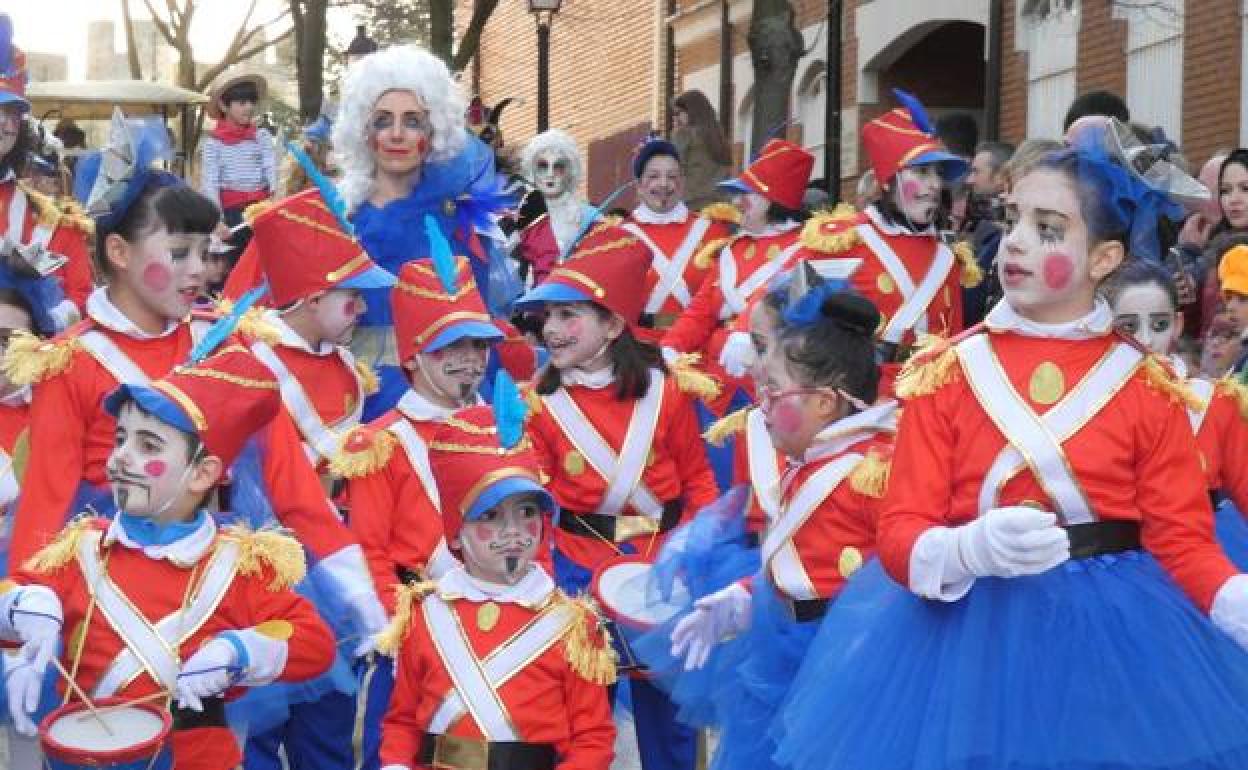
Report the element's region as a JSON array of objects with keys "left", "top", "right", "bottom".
[{"left": 855, "top": 0, "right": 991, "bottom": 103}]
